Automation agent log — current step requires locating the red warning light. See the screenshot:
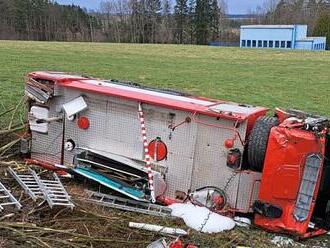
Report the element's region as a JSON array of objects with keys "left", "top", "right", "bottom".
[{"left": 77, "top": 116, "right": 90, "bottom": 130}]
